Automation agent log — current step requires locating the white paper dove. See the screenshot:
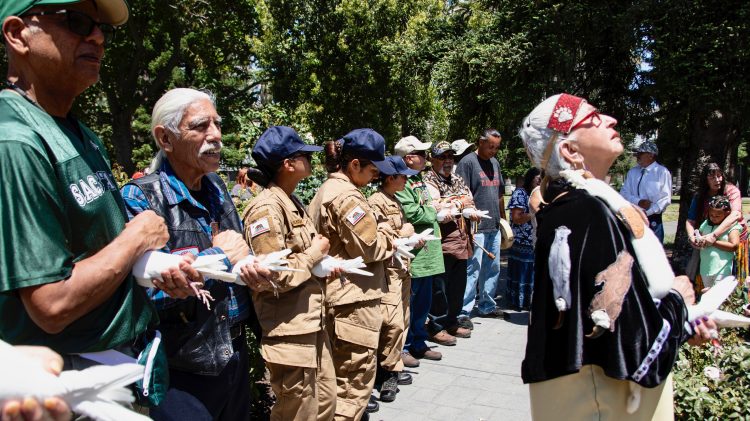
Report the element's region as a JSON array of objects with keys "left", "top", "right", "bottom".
[
  {"left": 396, "top": 228, "right": 439, "bottom": 248},
  {"left": 436, "top": 207, "right": 451, "bottom": 222},
  {"left": 312, "top": 256, "right": 374, "bottom": 278},
  {"left": 462, "top": 208, "right": 491, "bottom": 219},
  {"left": 0, "top": 340, "right": 149, "bottom": 421},
  {"left": 230, "top": 249, "right": 305, "bottom": 281},
  {"left": 710, "top": 309, "right": 750, "bottom": 328},
  {"left": 687, "top": 276, "right": 737, "bottom": 322},
  {"left": 132, "top": 251, "right": 221, "bottom": 308}
]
